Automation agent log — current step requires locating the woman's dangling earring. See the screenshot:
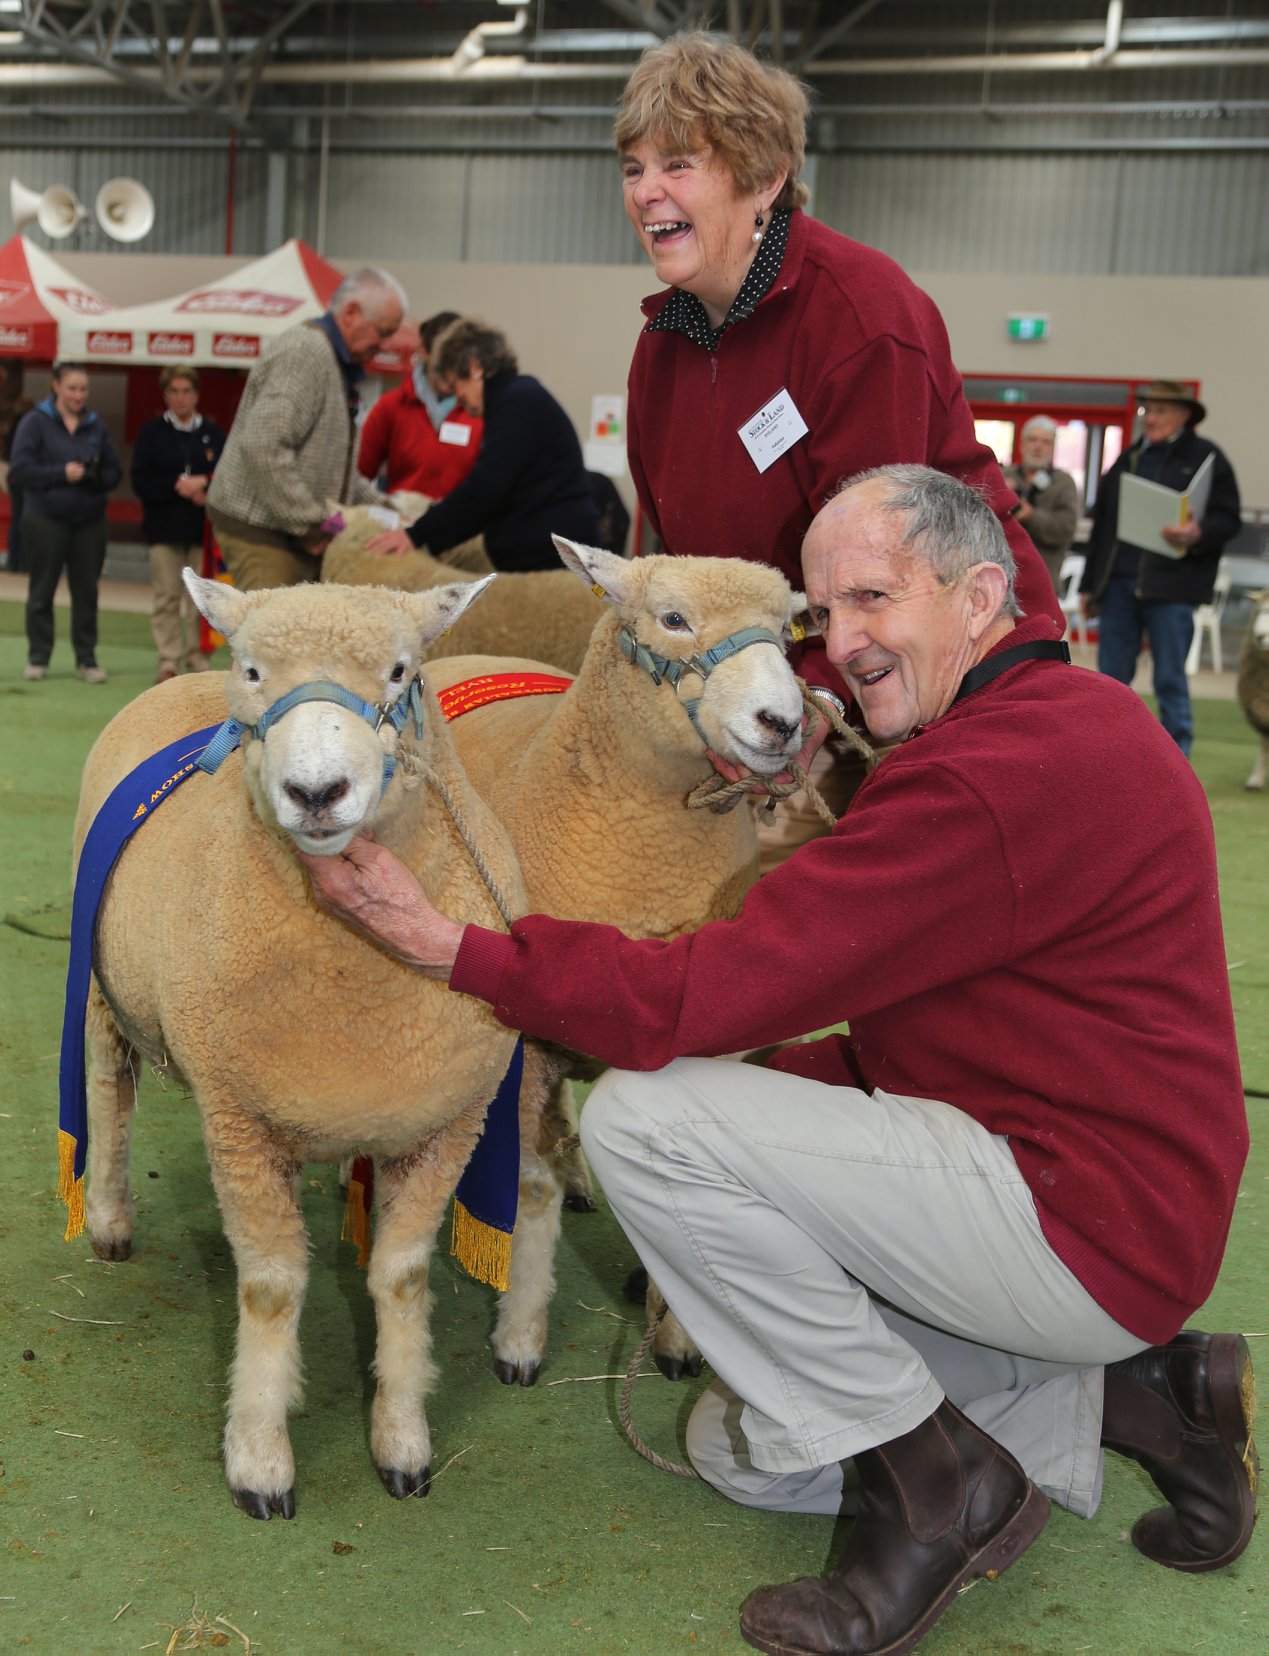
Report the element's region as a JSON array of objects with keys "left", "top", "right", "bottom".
[{"left": 752, "top": 210, "right": 765, "bottom": 245}]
